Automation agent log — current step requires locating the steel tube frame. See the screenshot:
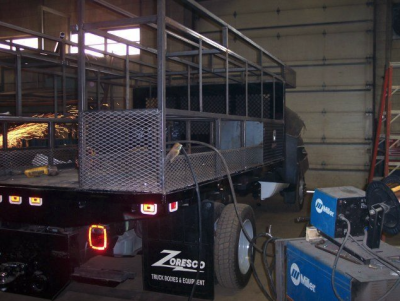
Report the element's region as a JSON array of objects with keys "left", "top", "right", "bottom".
[
  {"left": 15, "top": 52, "right": 22, "bottom": 116},
  {"left": 180, "top": 0, "right": 285, "bottom": 67},
  {"left": 83, "top": 15, "right": 157, "bottom": 30},
  {"left": 157, "top": 0, "right": 167, "bottom": 192}
]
